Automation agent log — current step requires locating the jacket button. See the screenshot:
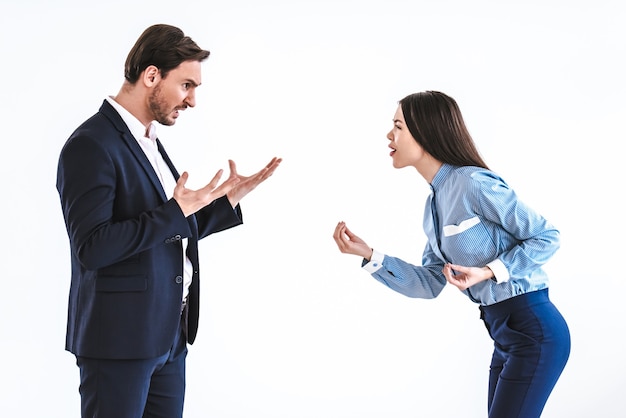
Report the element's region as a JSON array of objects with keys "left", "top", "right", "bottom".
[
  {"left": 175, "top": 234, "right": 181, "bottom": 240},
  {"left": 175, "top": 276, "right": 183, "bottom": 284}
]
